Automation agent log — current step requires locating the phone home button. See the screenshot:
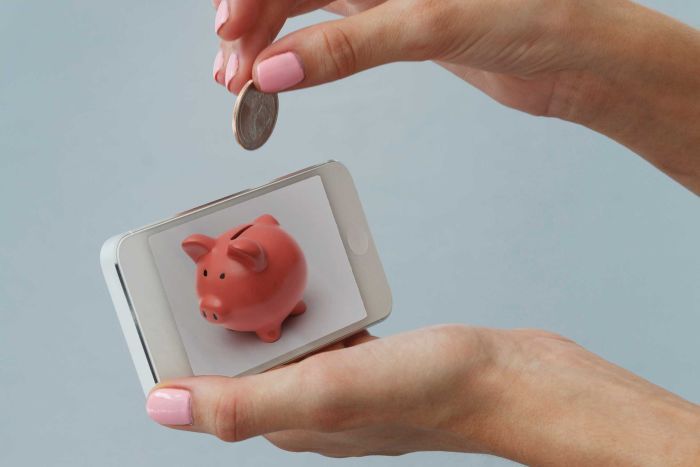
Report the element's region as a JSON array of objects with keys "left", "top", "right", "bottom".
[{"left": 346, "top": 227, "right": 369, "bottom": 256}]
